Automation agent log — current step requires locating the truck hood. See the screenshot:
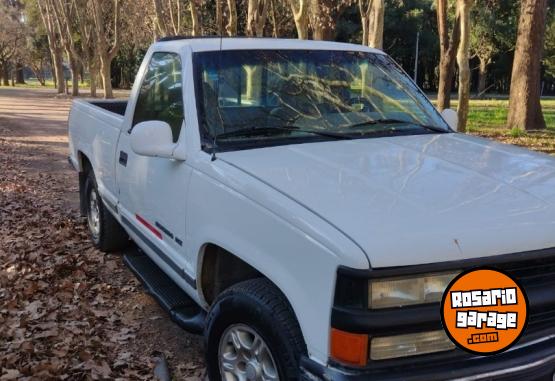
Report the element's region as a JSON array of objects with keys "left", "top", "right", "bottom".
[{"left": 220, "top": 134, "right": 555, "bottom": 268}]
